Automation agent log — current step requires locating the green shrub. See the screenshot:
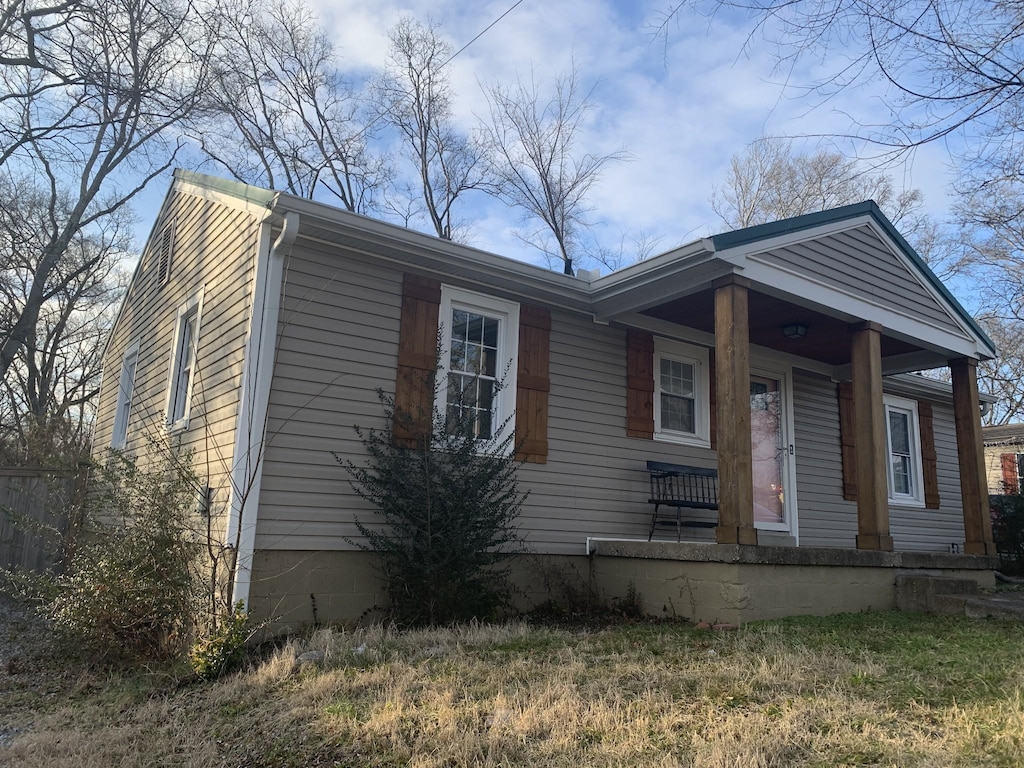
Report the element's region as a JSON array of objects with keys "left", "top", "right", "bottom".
[
  {"left": 340, "top": 374, "right": 526, "bottom": 627},
  {"left": 190, "top": 601, "right": 250, "bottom": 680},
  {"left": 6, "top": 449, "right": 207, "bottom": 662},
  {"left": 991, "top": 494, "right": 1024, "bottom": 574}
]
